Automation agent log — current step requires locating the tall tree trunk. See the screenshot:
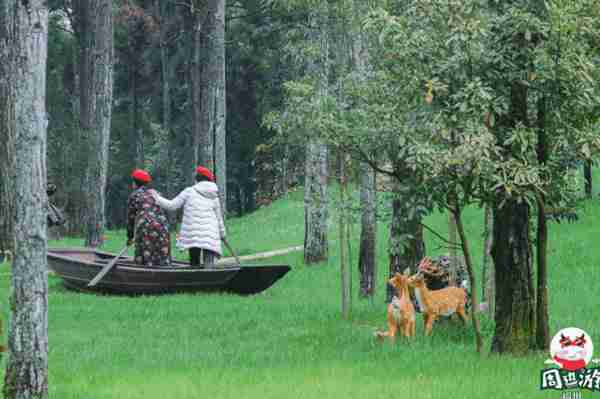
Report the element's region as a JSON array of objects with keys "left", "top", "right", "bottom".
[
  {"left": 358, "top": 163, "right": 376, "bottom": 298},
  {"left": 245, "top": 155, "right": 257, "bottom": 212},
  {"left": 195, "top": 0, "right": 226, "bottom": 206},
  {"left": 130, "top": 52, "right": 143, "bottom": 167},
  {"left": 187, "top": 0, "right": 227, "bottom": 209},
  {"left": 0, "top": 0, "right": 15, "bottom": 256},
  {"left": 387, "top": 181, "right": 425, "bottom": 302},
  {"left": 352, "top": 0, "right": 376, "bottom": 299},
  {"left": 281, "top": 144, "right": 289, "bottom": 198},
  {"left": 453, "top": 207, "right": 483, "bottom": 354},
  {"left": 489, "top": 34, "right": 536, "bottom": 352},
  {"left": 200, "top": 0, "right": 227, "bottom": 213},
  {"left": 448, "top": 211, "right": 458, "bottom": 285},
  {"left": 303, "top": 4, "right": 329, "bottom": 265},
  {"left": 584, "top": 159, "right": 592, "bottom": 198},
  {"left": 304, "top": 140, "right": 329, "bottom": 264},
  {"left": 482, "top": 205, "right": 495, "bottom": 318},
  {"left": 128, "top": 50, "right": 145, "bottom": 168},
  {"left": 3, "top": 1, "right": 49, "bottom": 396},
  {"left": 80, "top": 0, "right": 114, "bottom": 248},
  {"left": 536, "top": 95, "right": 550, "bottom": 350},
  {"left": 188, "top": 4, "right": 202, "bottom": 184},
  {"left": 154, "top": 0, "right": 172, "bottom": 196},
  {"left": 63, "top": 26, "right": 86, "bottom": 234},
  {"left": 340, "top": 153, "right": 351, "bottom": 319},
  {"left": 491, "top": 196, "right": 535, "bottom": 354}
]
